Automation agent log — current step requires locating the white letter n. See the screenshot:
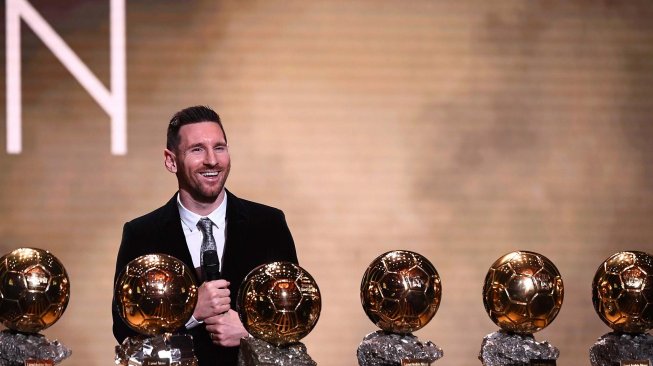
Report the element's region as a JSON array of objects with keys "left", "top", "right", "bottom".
[{"left": 6, "top": 0, "right": 126, "bottom": 155}]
